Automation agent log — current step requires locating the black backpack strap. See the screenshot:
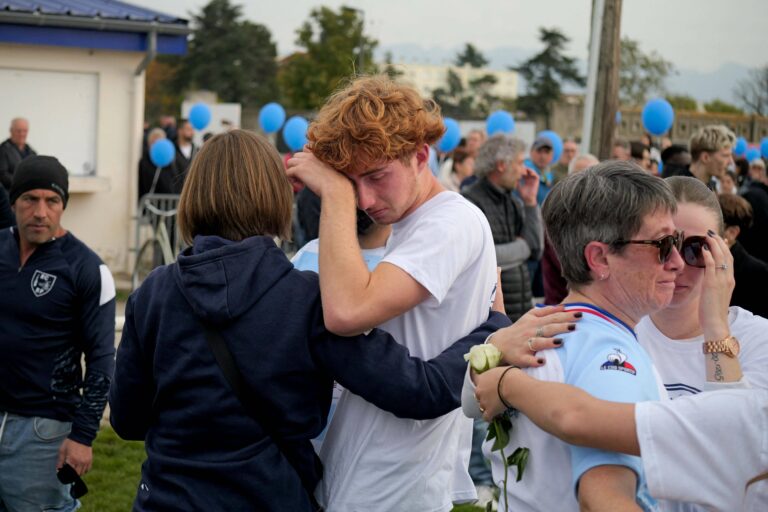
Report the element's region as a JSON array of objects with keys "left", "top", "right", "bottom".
[{"left": 202, "top": 325, "right": 322, "bottom": 511}]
